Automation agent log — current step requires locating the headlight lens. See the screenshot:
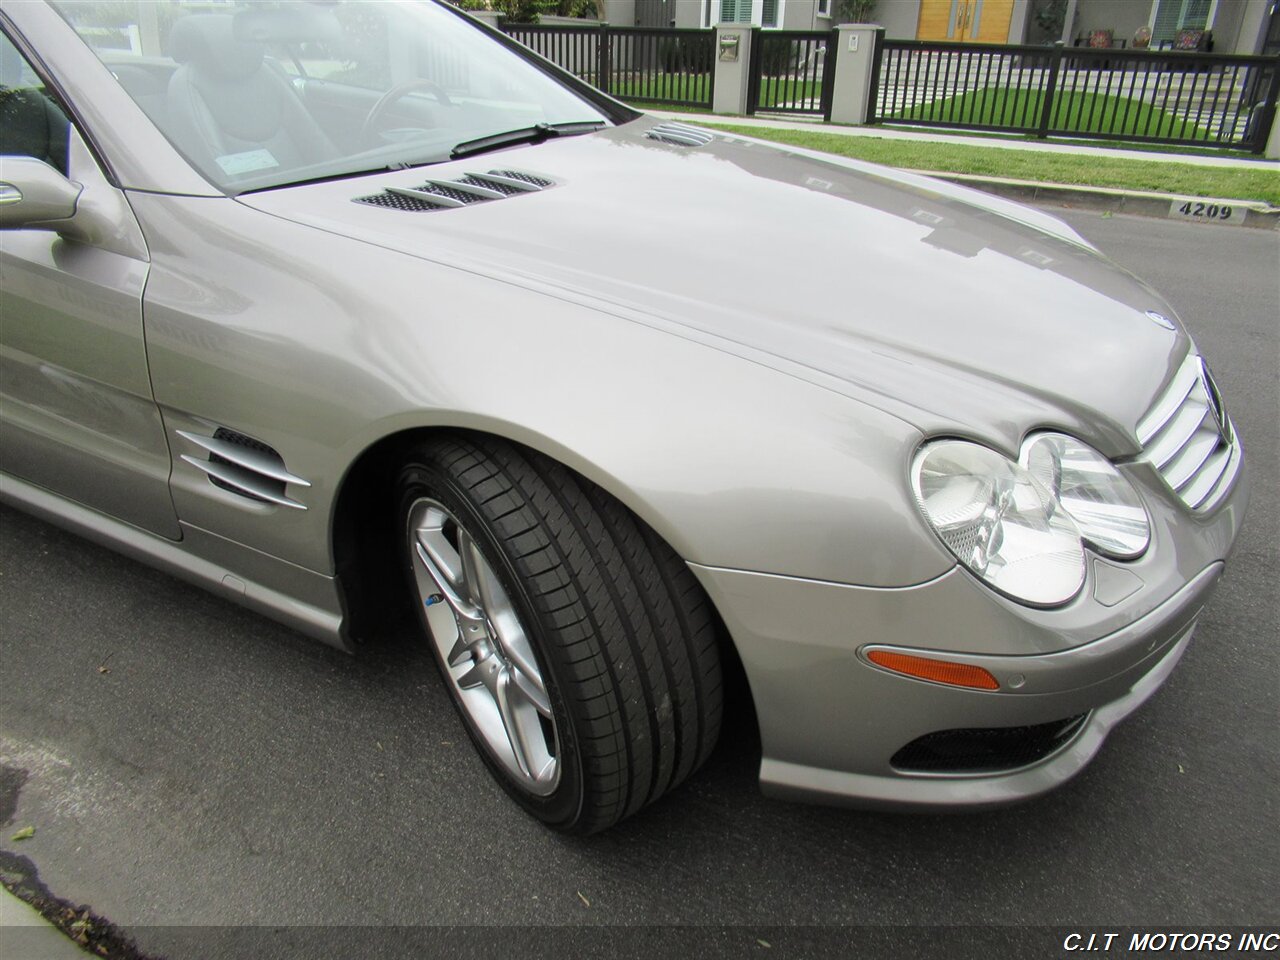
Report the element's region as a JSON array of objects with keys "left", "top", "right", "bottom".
[
  {"left": 912, "top": 441, "right": 1086, "bottom": 606},
  {"left": 1021, "top": 433, "right": 1150, "bottom": 559}
]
